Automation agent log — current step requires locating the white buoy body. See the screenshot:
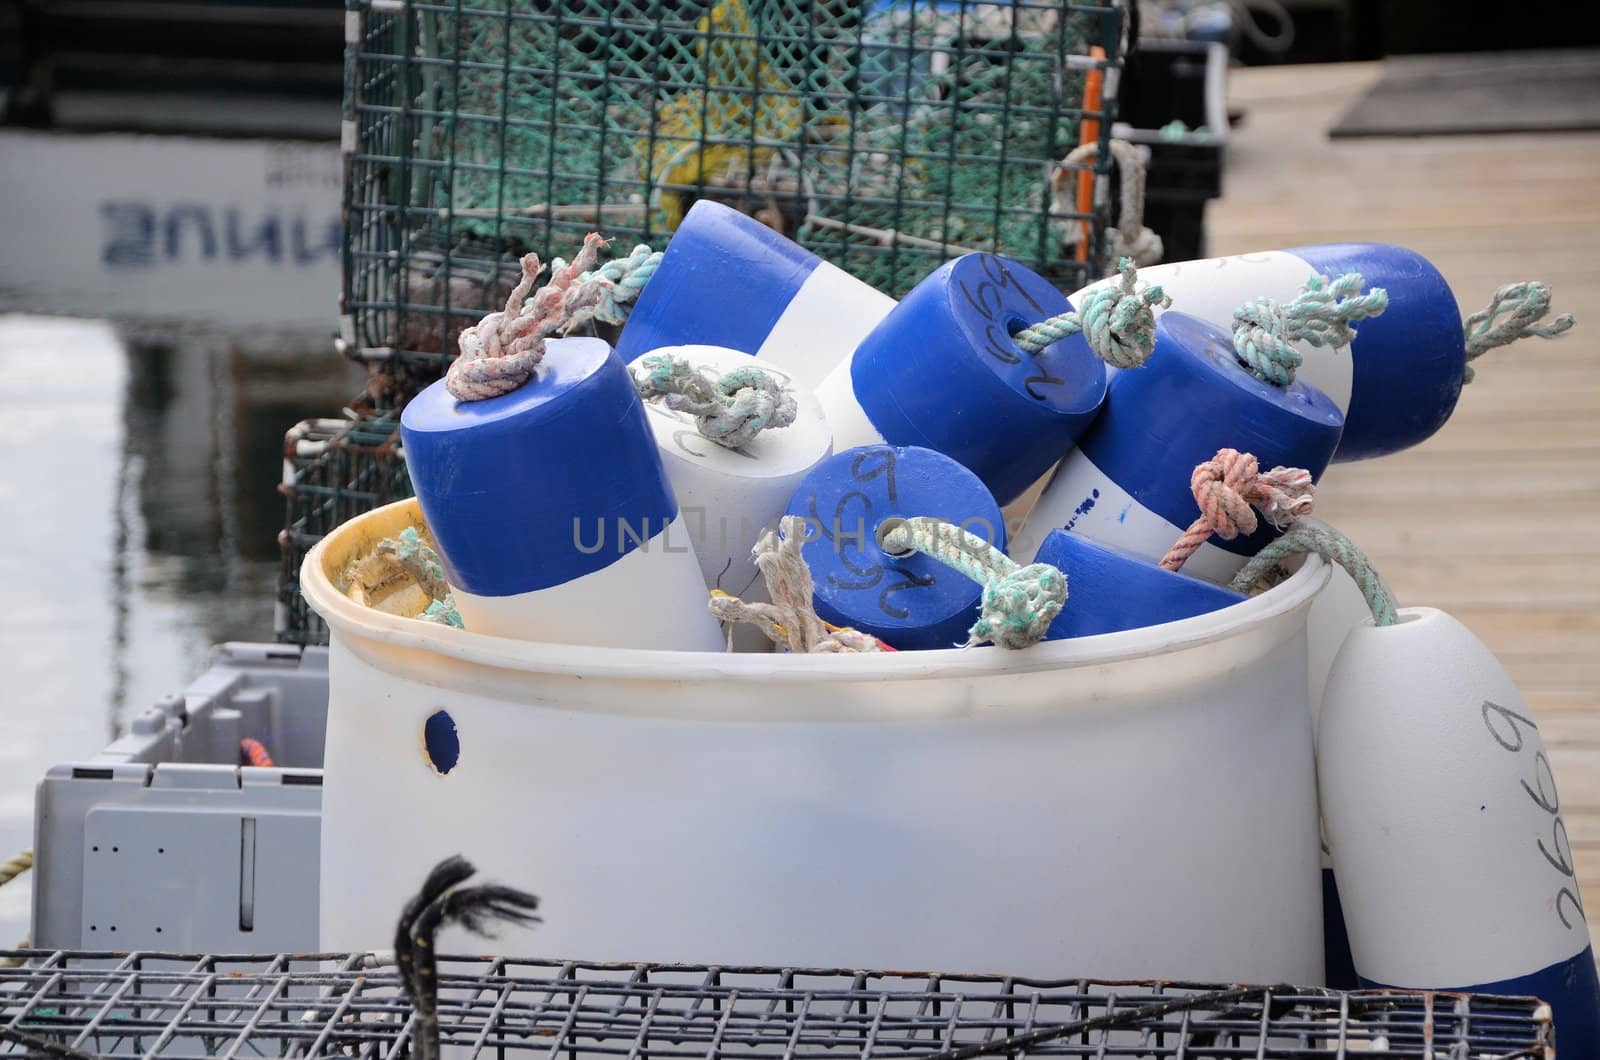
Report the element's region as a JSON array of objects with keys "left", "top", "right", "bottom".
[
  {"left": 630, "top": 344, "right": 832, "bottom": 602},
  {"left": 1072, "top": 244, "right": 1465, "bottom": 461},
  {"left": 1319, "top": 607, "right": 1600, "bottom": 1054},
  {"left": 400, "top": 337, "right": 723, "bottom": 651},
  {"left": 1017, "top": 312, "right": 1343, "bottom": 578},
  {"left": 614, "top": 200, "right": 896, "bottom": 390},
  {"left": 814, "top": 253, "right": 1106, "bottom": 506}
]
